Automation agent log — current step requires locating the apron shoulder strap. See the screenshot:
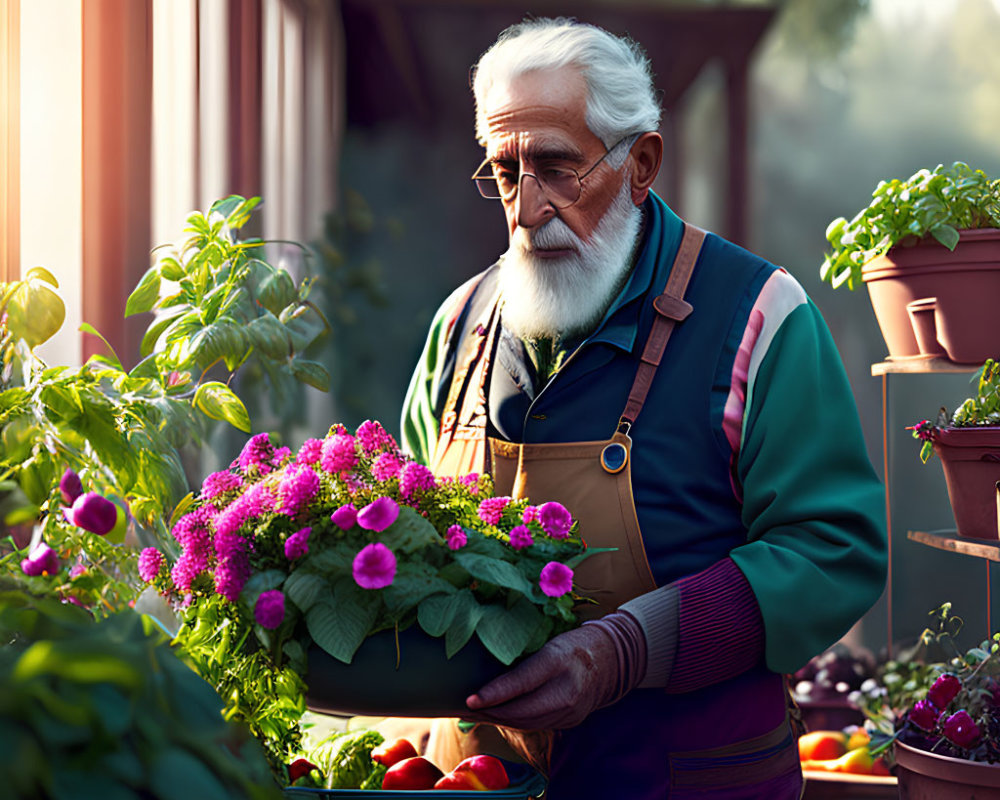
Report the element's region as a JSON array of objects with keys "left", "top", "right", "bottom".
[{"left": 620, "top": 222, "right": 706, "bottom": 432}]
